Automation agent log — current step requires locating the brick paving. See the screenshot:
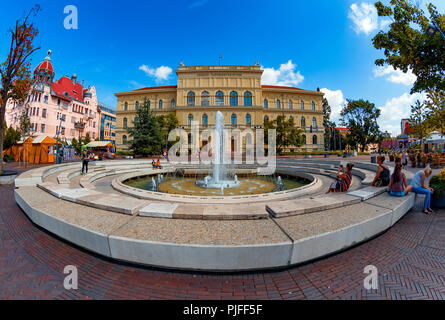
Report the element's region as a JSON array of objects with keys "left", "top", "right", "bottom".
[{"left": 0, "top": 162, "right": 444, "bottom": 300}]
